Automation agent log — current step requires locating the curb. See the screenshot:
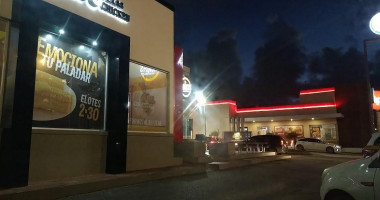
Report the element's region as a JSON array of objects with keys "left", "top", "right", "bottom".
[{"left": 208, "top": 155, "right": 291, "bottom": 170}]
